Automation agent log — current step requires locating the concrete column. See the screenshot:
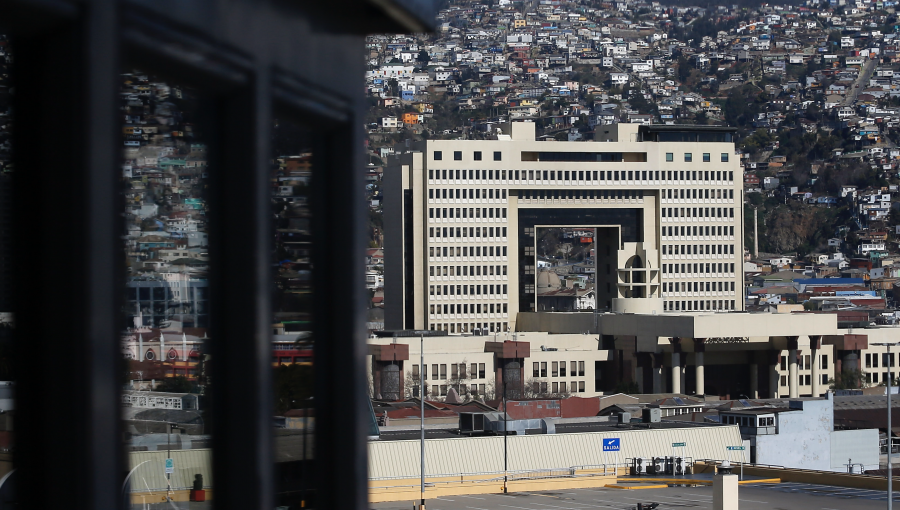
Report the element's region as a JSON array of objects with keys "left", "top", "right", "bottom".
[
  {"left": 788, "top": 336, "right": 800, "bottom": 399},
  {"left": 713, "top": 473, "right": 739, "bottom": 510},
  {"left": 810, "top": 336, "right": 822, "bottom": 397},
  {"left": 672, "top": 352, "right": 681, "bottom": 394},
  {"left": 769, "top": 350, "right": 780, "bottom": 398},
  {"left": 670, "top": 338, "right": 682, "bottom": 394},
  {"left": 788, "top": 350, "right": 799, "bottom": 398},
  {"left": 695, "top": 339, "right": 706, "bottom": 396},
  {"left": 749, "top": 363, "right": 759, "bottom": 399},
  {"left": 652, "top": 353, "right": 663, "bottom": 394},
  {"left": 695, "top": 352, "right": 705, "bottom": 396}
]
